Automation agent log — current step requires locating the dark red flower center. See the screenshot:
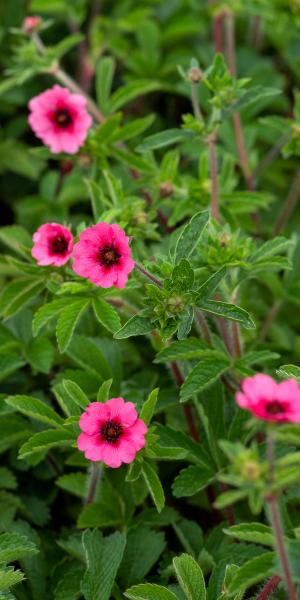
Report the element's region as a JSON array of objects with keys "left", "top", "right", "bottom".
[
  {"left": 50, "top": 235, "right": 68, "bottom": 255},
  {"left": 54, "top": 108, "right": 73, "bottom": 128},
  {"left": 101, "top": 420, "right": 123, "bottom": 443},
  {"left": 265, "top": 400, "right": 284, "bottom": 415},
  {"left": 99, "top": 245, "right": 121, "bottom": 267}
]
